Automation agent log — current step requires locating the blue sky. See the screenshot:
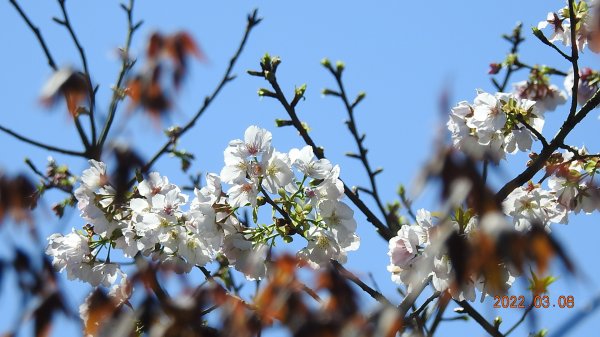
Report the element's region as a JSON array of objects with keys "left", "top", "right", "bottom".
[{"left": 1, "top": 1, "right": 599, "bottom": 336}]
